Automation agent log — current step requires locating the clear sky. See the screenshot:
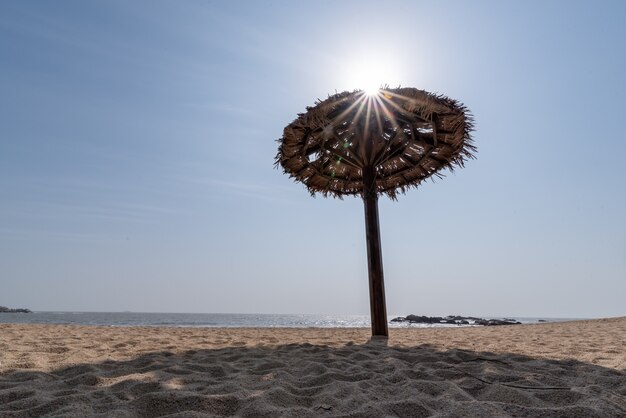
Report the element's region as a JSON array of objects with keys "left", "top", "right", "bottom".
[{"left": 1, "top": 0, "right": 625, "bottom": 318}]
